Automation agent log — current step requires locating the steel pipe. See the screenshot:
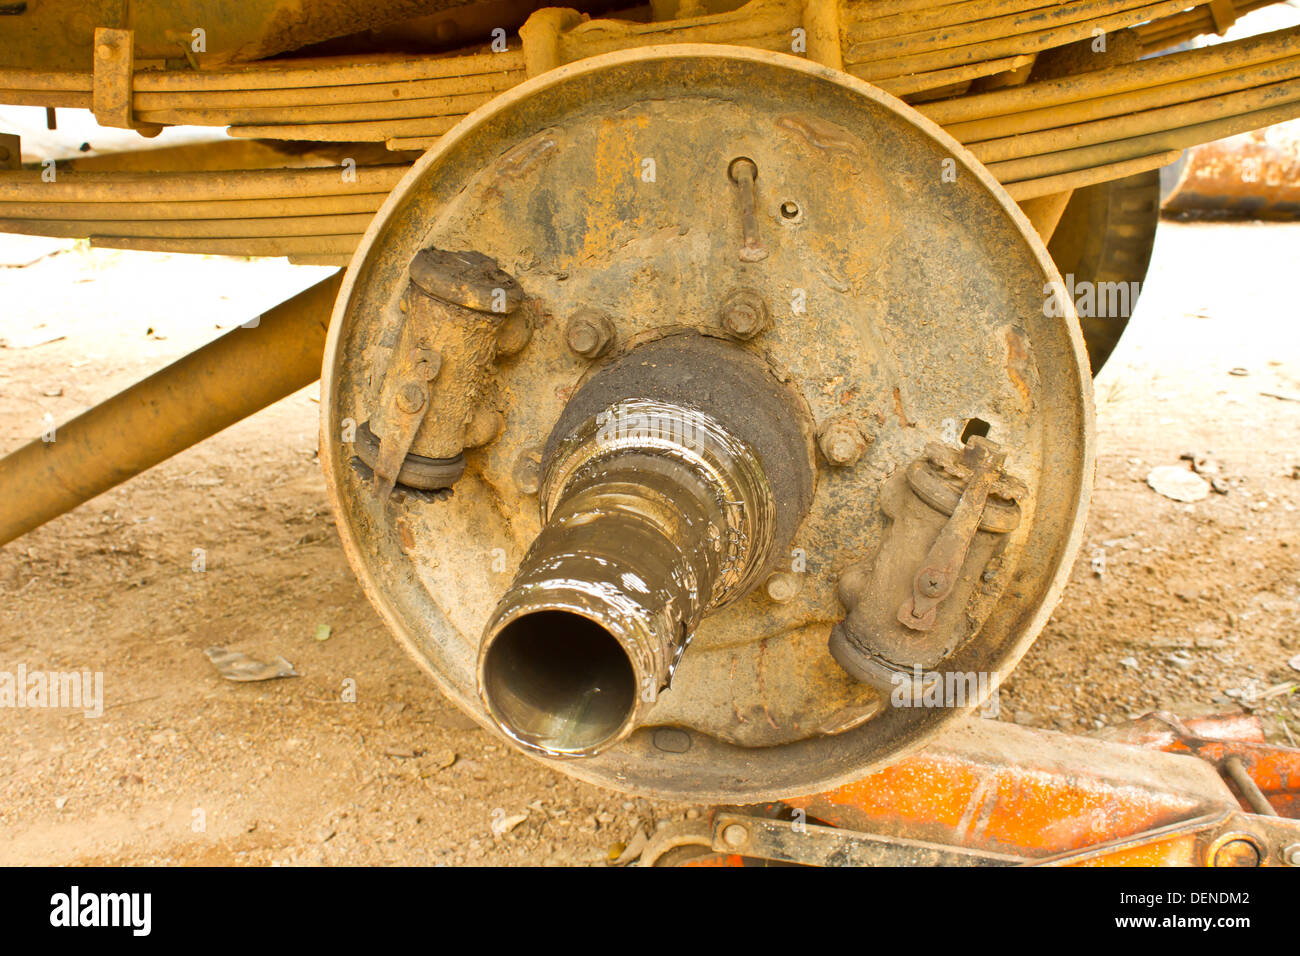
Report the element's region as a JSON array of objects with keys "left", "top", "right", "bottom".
[
  {"left": 475, "top": 335, "right": 815, "bottom": 759},
  {"left": 0, "top": 272, "right": 342, "bottom": 547},
  {"left": 478, "top": 398, "right": 778, "bottom": 758}
]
